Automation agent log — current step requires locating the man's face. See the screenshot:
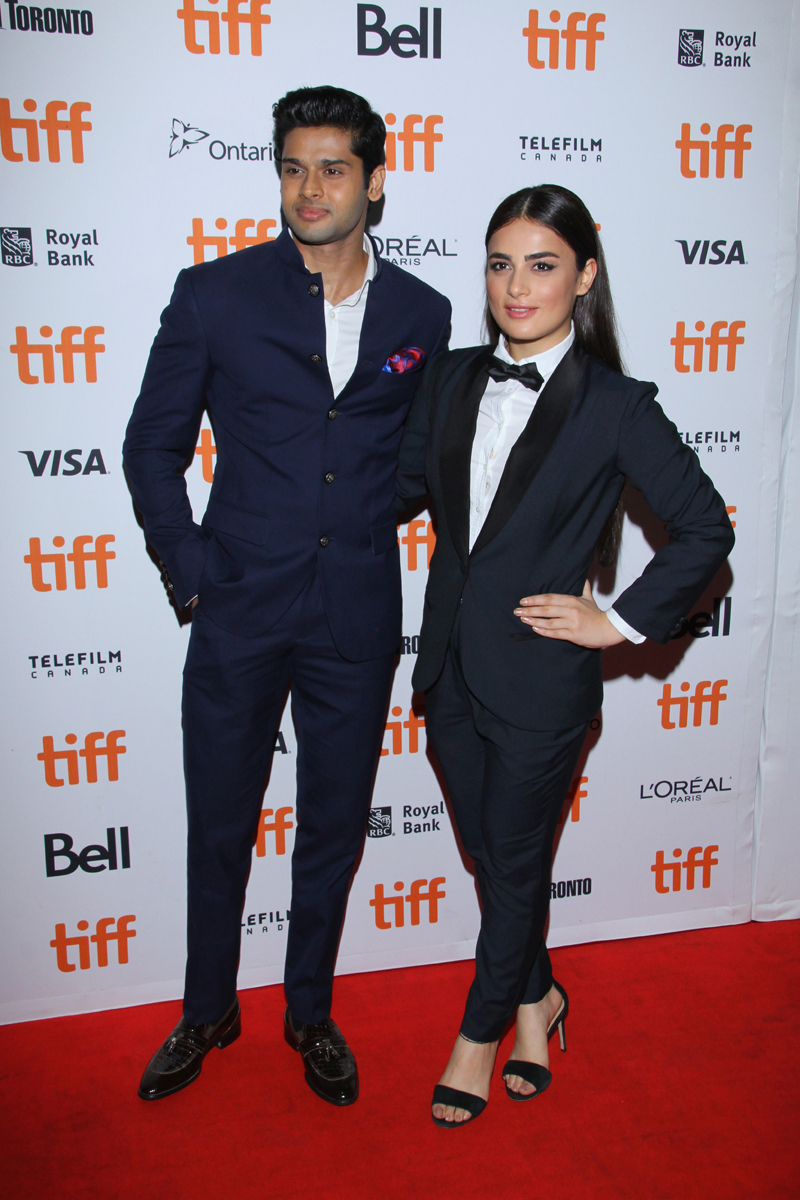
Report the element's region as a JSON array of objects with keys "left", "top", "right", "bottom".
[{"left": 279, "top": 125, "right": 385, "bottom": 246}]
